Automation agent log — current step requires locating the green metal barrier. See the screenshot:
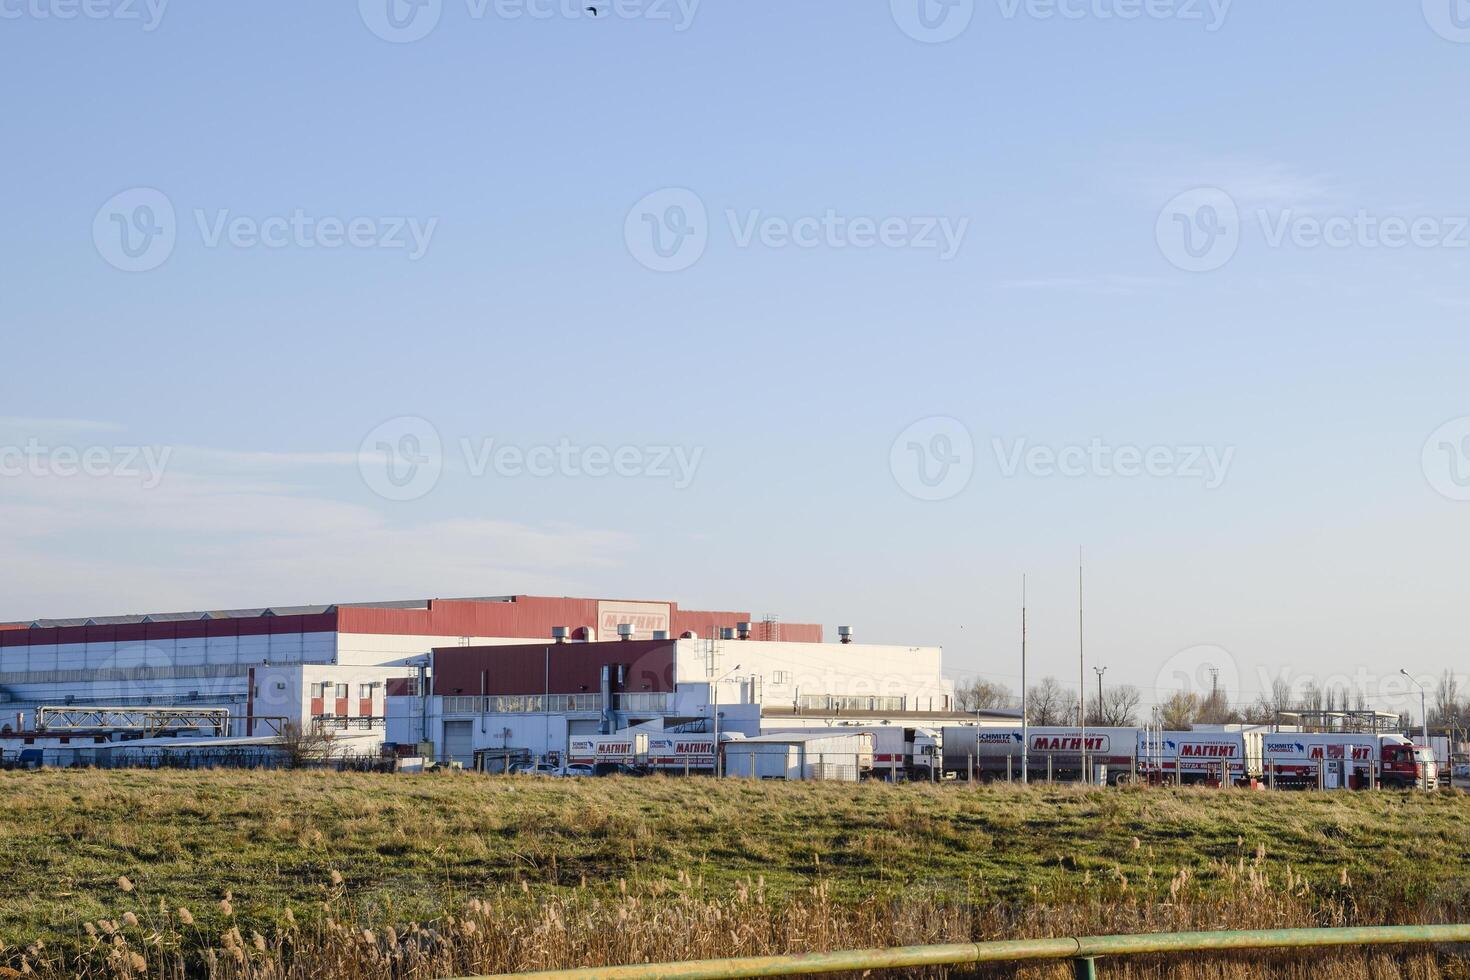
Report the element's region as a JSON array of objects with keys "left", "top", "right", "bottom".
[{"left": 464, "top": 923, "right": 1470, "bottom": 980}]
